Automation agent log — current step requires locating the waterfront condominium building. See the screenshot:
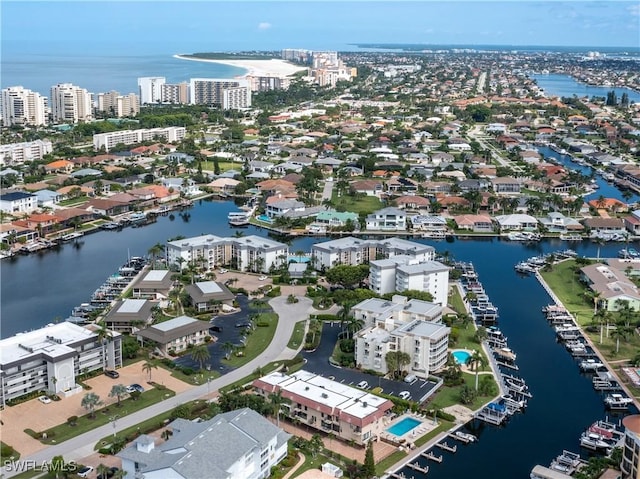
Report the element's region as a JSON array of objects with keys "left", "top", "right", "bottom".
[
  {"left": 166, "top": 234, "right": 288, "bottom": 273},
  {"left": 246, "top": 75, "right": 292, "bottom": 92},
  {"left": 253, "top": 370, "right": 394, "bottom": 445},
  {"left": 189, "top": 78, "right": 251, "bottom": 109},
  {"left": 118, "top": 408, "right": 290, "bottom": 479},
  {"left": 0, "top": 322, "right": 122, "bottom": 407},
  {"left": 622, "top": 415, "right": 640, "bottom": 479},
  {"left": 93, "top": 126, "right": 186, "bottom": 151},
  {"left": 369, "top": 255, "right": 450, "bottom": 305},
  {"left": 351, "top": 295, "right": 449, "bottom": 380},
  {"left": 311, "top": 236, "right": 435, "bottom": 271},
  {"left": 96, "top": 91, "right": 140, "bottom": 117},
  {"left": 1, "top": 86, "right": 47, "bottom": 126},
  {"left": 50, "top": 83, "right": 93, "bottom": 123},
  {"left": 137, "top": 76, "right": 166, "bottom": 104},
  {"left": 161, "top": 82, "right": 189, "bottom": 104},
  {"left": 0, "top": 139, "right": 53, "bottom": 166},
  {"left": 281, "top": 49, "right": 312, "bottom": 64}
]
